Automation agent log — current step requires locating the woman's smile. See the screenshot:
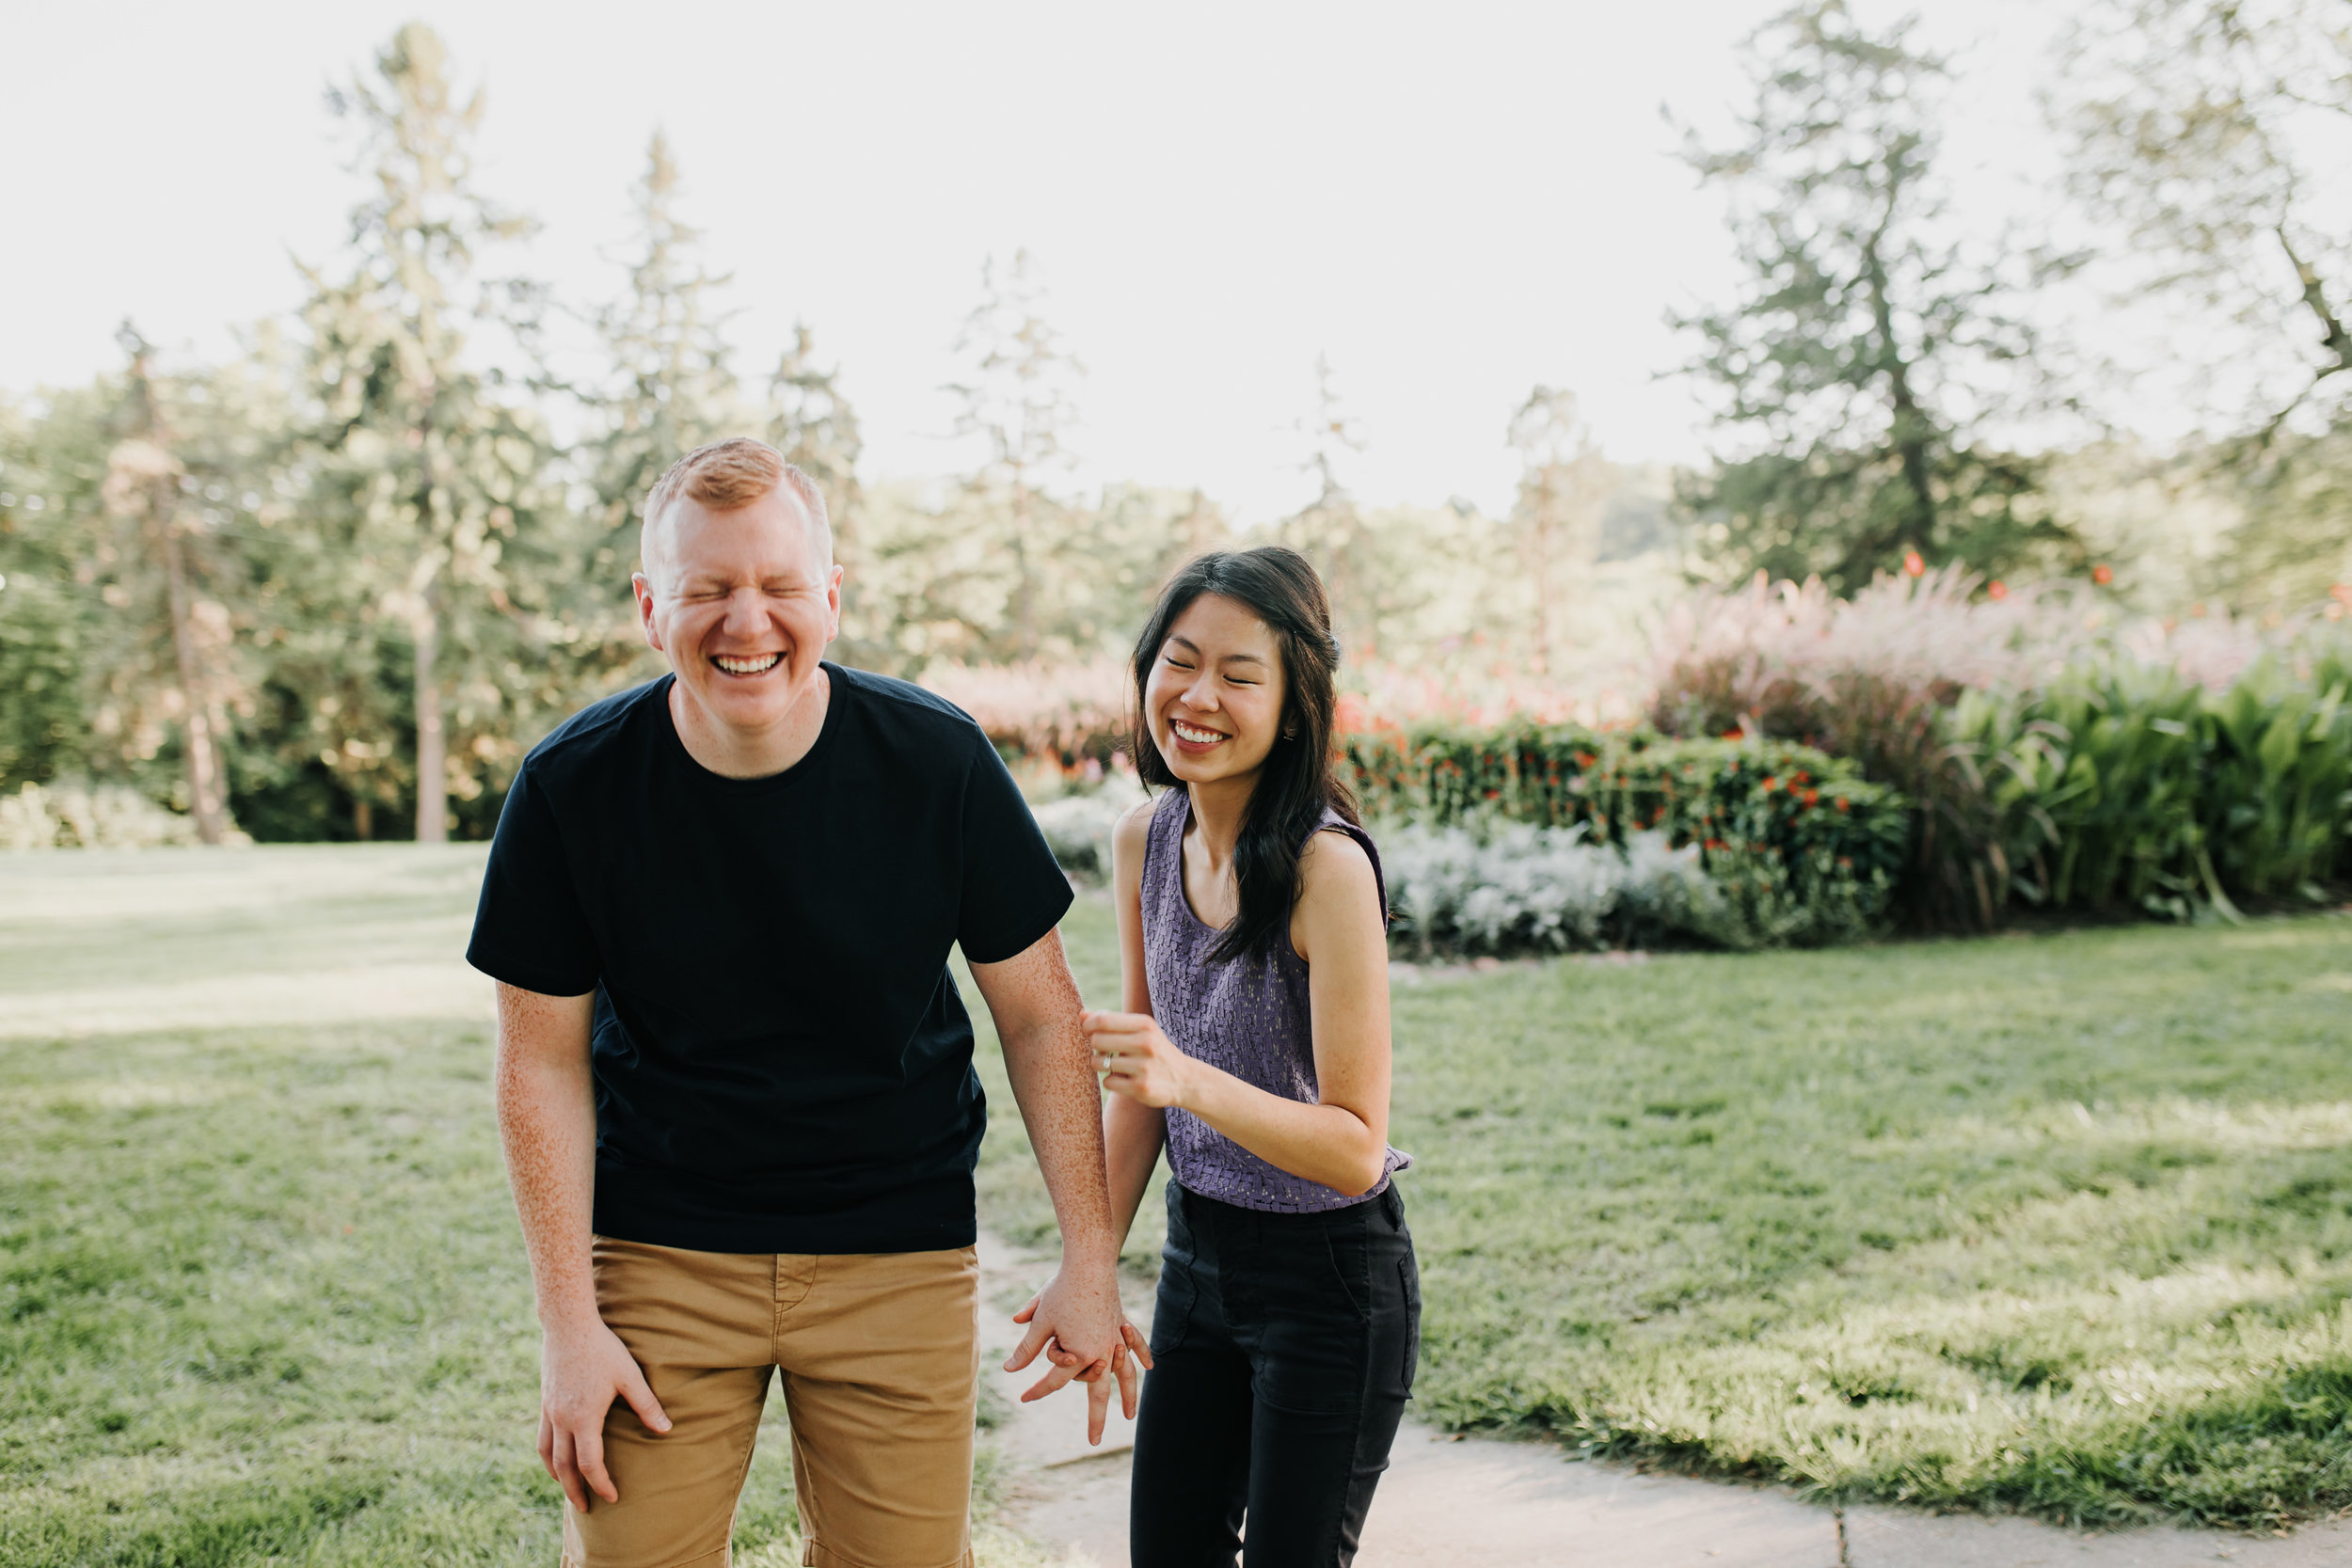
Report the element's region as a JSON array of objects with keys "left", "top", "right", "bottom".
[{"left": 1168, "top": 718, "right": 1230, "bottom": 751}]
